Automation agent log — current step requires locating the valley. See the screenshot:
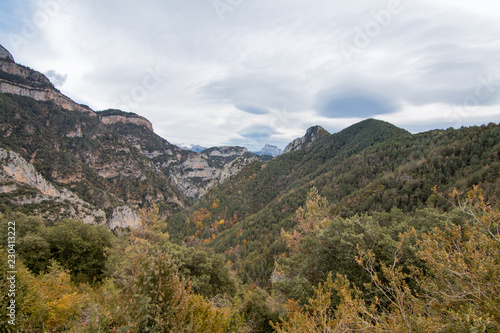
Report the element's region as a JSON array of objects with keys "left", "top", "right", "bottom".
[{"left": 1, "top": 43, "right": 500, "bottom": 332}]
